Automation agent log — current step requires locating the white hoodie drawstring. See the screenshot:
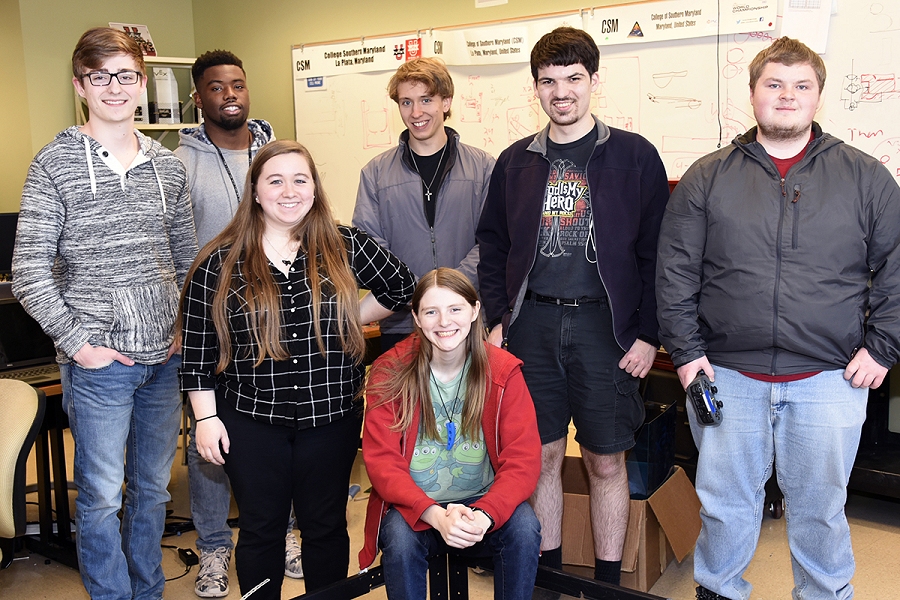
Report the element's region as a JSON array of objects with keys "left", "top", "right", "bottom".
[
  {"left": 151, "top": 160, "right": 167, "bottom": 213},
  {"left": 83, "top": 132, "right": 166, "bottom": 212},
  {"left": 83, "top": 136, "right": 97, "bottom": 199}
]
